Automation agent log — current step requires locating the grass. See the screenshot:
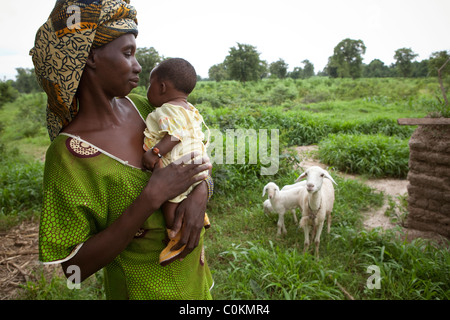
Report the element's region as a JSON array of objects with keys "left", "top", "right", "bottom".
[
  {"left": 16, "top": 266, "right": 104, "bottom": 300},
  {"left": 318, "top": 133, "right": 410, "bottom": 178},
  {"left": 2, "top": 77, "right": 449, "bottom": 300},
  {"left": 0, "top": 150, "right": 44, "bottom": 230}
]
